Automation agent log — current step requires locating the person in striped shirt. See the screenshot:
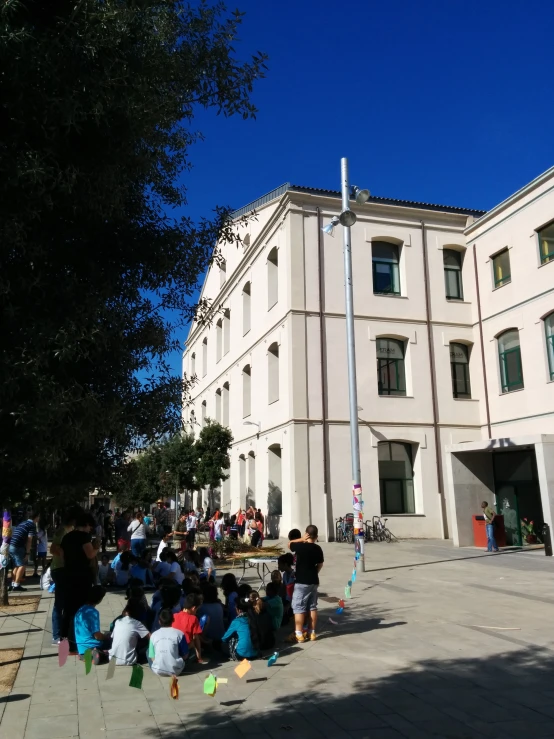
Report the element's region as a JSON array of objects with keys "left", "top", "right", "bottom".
[{"left": 9, "top": 511, "right": 40, "bottom": 591}]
